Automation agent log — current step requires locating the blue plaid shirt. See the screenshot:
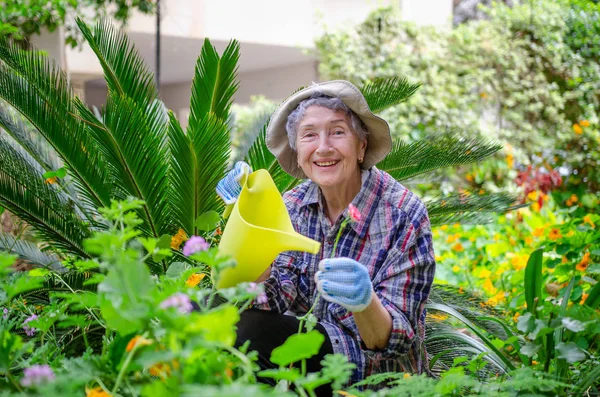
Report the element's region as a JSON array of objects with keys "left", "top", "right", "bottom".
[{"left": 254, "top": 167, "right": 436, "bottom": 383}]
